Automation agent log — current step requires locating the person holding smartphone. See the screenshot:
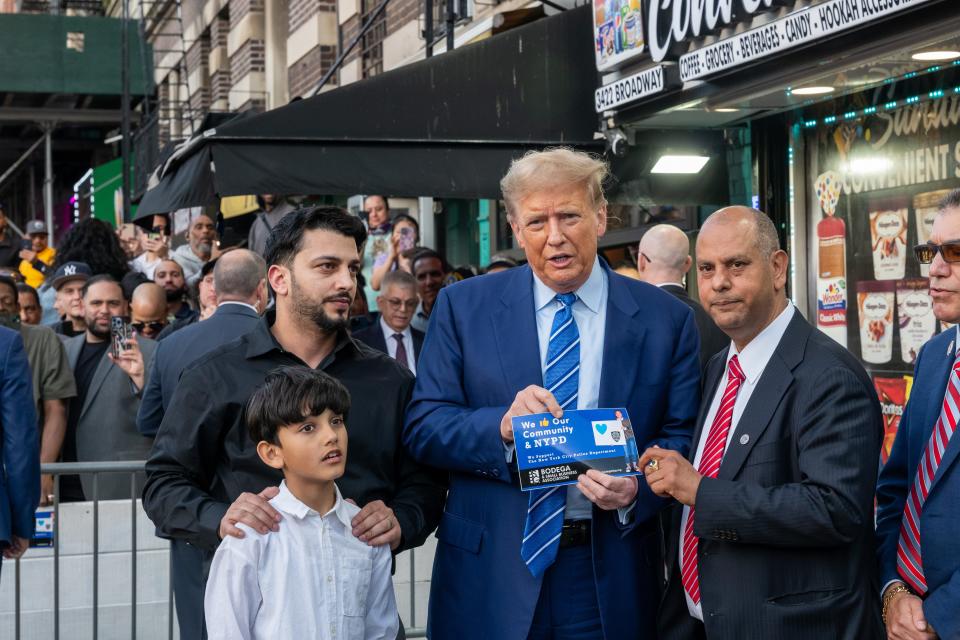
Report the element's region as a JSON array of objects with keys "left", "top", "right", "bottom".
[
  {"left": 130, "top": 214, "right": 170, "bottom": 280},
  {"left": 371, "top": 213, "right": 420, "bottom": 293}
]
